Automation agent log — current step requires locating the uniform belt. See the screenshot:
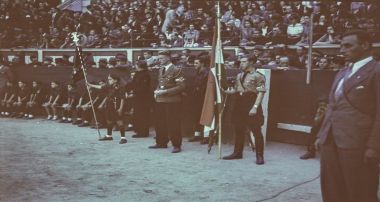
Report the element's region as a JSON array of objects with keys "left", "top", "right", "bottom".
[{"left": 238, "top": 92, "right": 256, "bottom": 96}]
